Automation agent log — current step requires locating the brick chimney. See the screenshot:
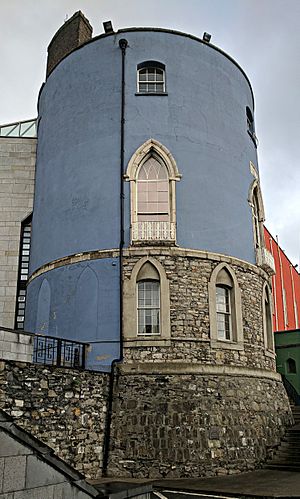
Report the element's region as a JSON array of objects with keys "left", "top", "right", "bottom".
[{"left": 46, "top": 11, "right": 93, "bottom": 77}]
